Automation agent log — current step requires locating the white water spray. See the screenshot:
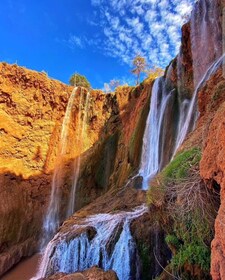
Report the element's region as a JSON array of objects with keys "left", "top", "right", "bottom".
[{"left": 33, "top": 205, "right": 148, "bottom": 280}]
